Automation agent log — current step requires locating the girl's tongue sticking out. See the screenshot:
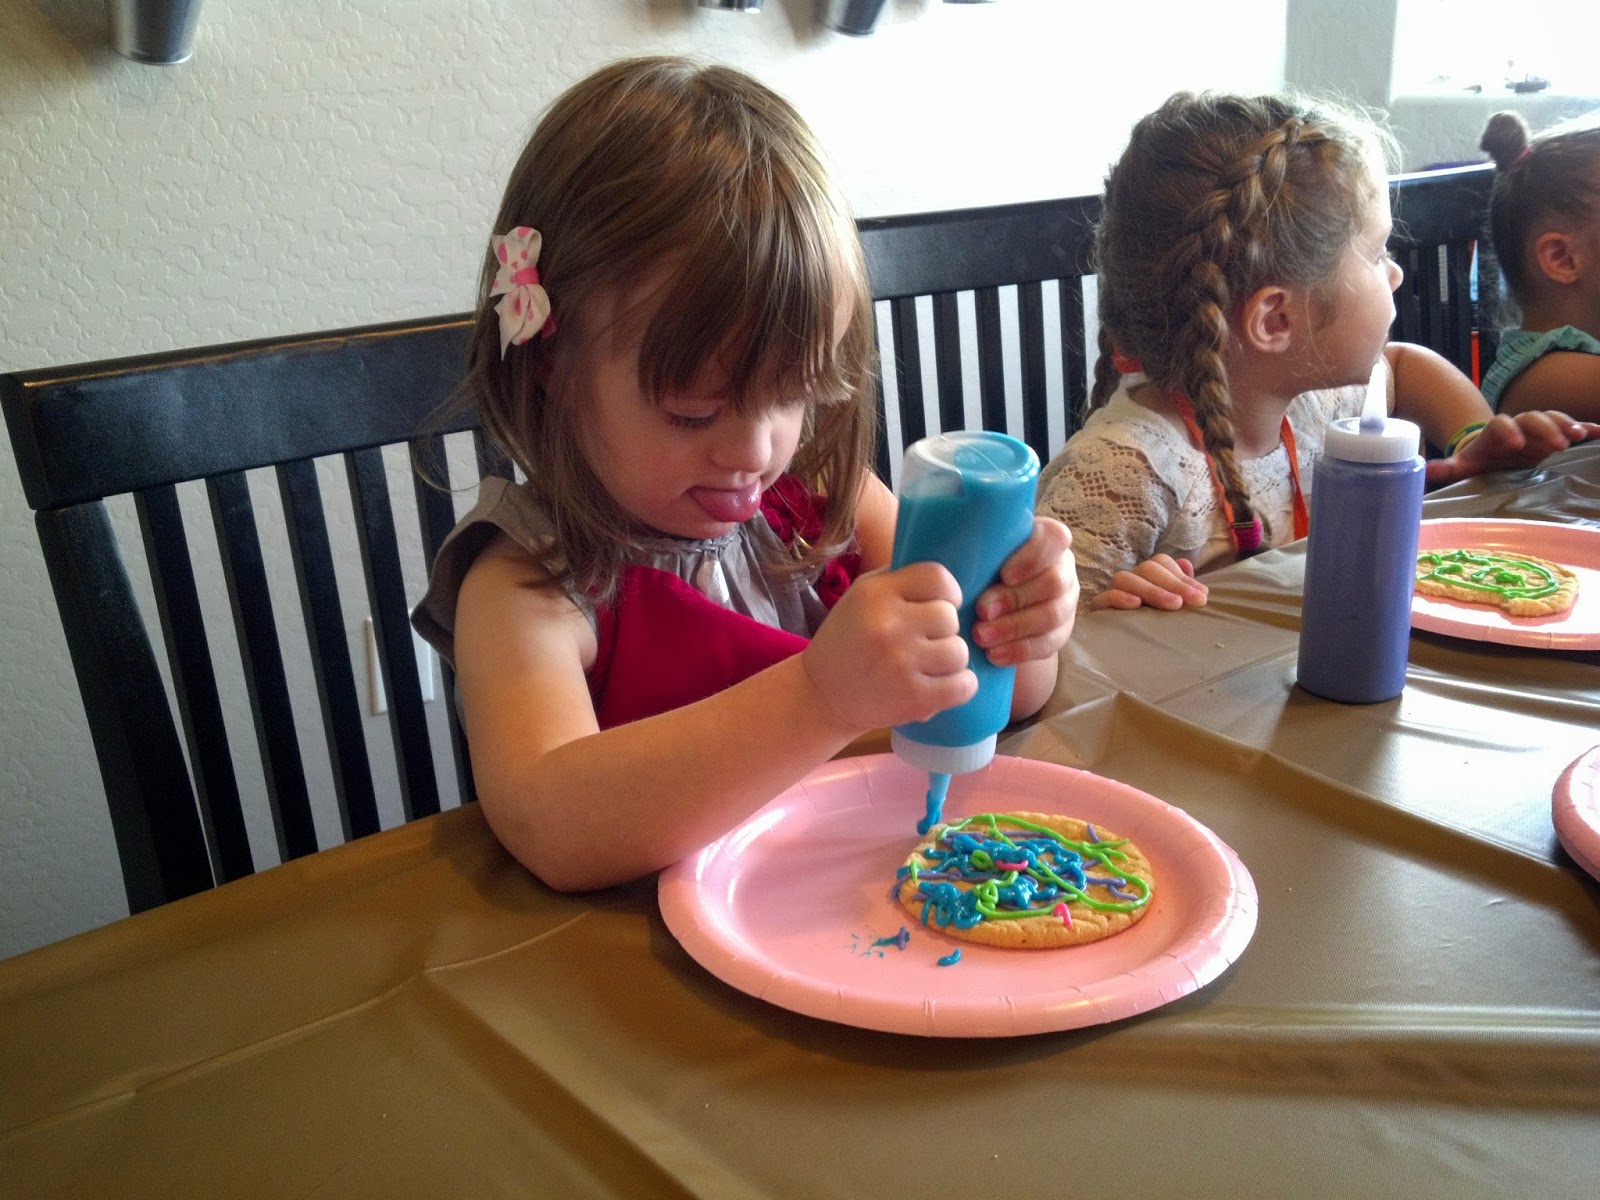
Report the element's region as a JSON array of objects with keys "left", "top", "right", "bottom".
[{"left": 689, "top": 482, "right": 764, "bottom": 525}]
